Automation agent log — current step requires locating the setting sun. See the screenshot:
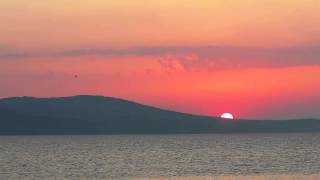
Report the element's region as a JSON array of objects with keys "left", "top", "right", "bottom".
[{"left": 221, "top": 113, "right": 234, "bottom": 120}]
